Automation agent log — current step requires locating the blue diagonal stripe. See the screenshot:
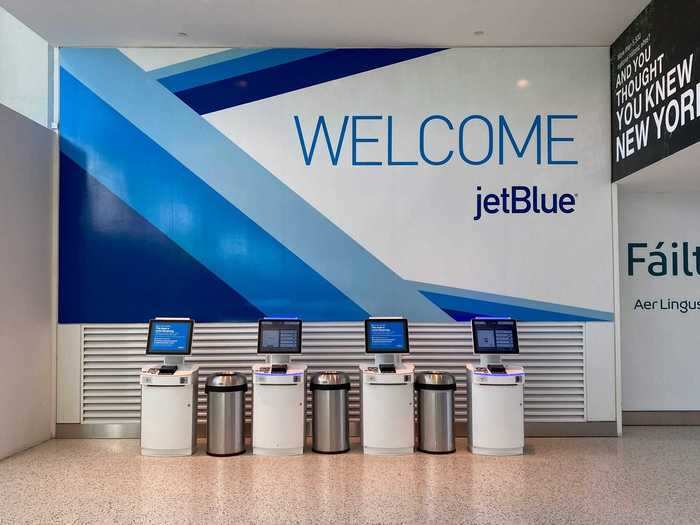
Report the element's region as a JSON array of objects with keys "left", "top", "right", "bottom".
[
  {"left": 59, "top": 48, "right": 451, "bottom": 322},
  {"left": 157, "top": 49, "right": 332, "bottom": 93},
  {"left": 60, "top": 67, "right": 368, "bottom": 321},
  {"left": 413, "top": 281, "right": 614, "bottom": 322},
  {"left": 148, "top": 48, "right": 268, "bottom": 79},
  {"left": 171, "top": 48, "right": 445, "bottom": 113}
]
